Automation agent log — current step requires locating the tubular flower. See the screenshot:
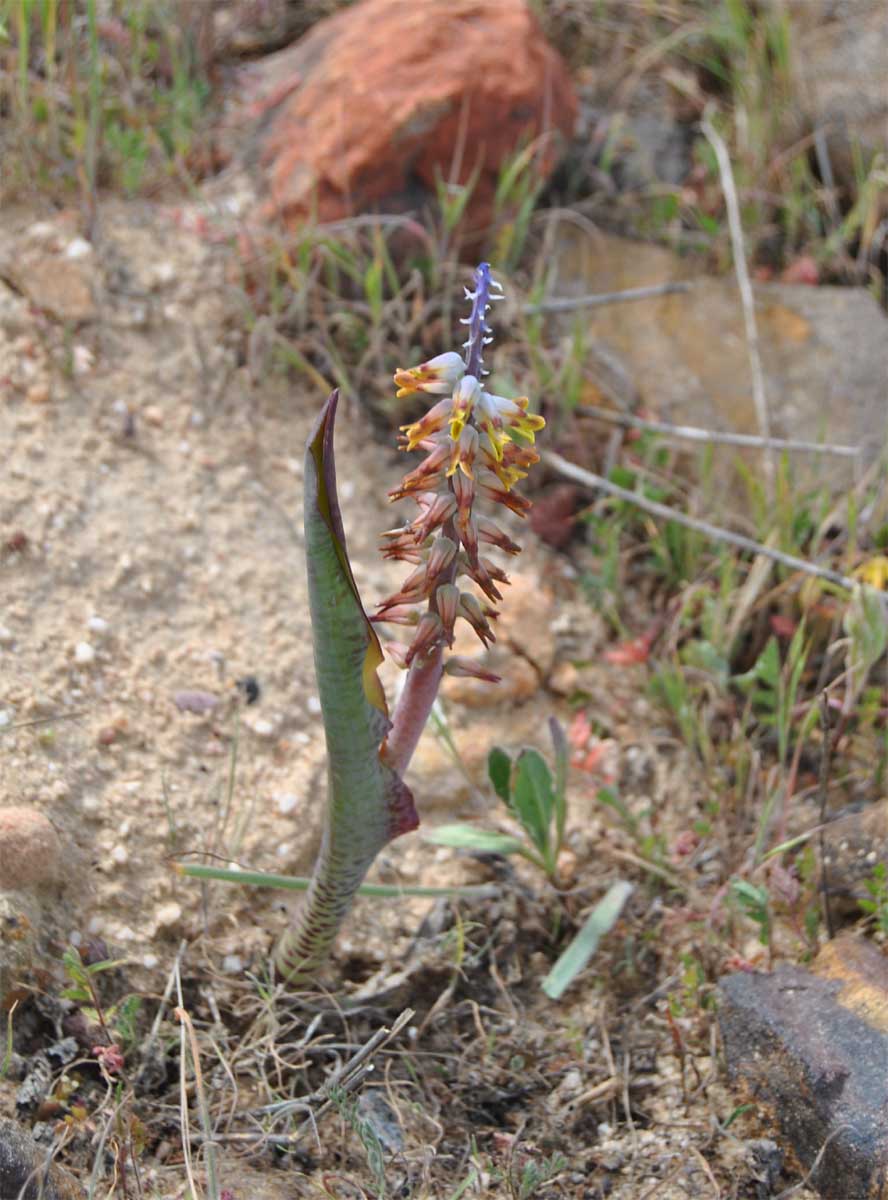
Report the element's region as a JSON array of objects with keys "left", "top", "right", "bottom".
[{"left": 375, "top": 263, "right": 545, "bottom": 674}]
